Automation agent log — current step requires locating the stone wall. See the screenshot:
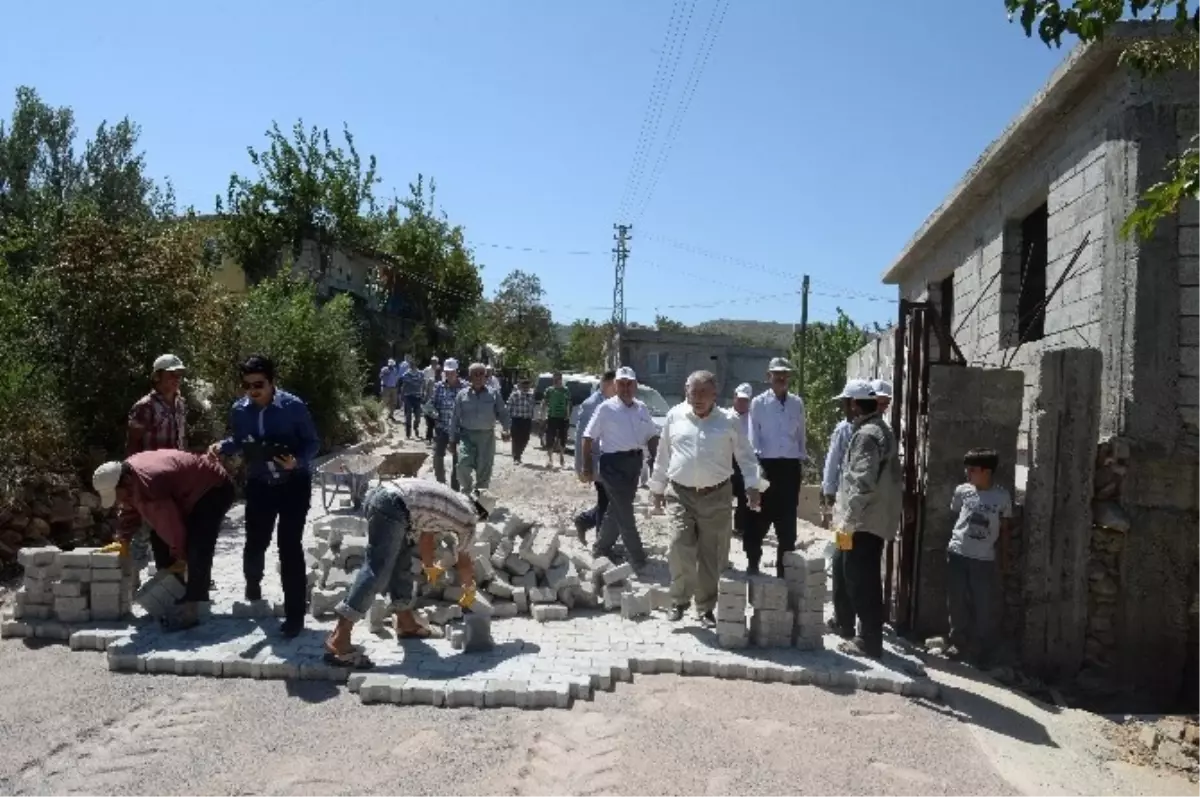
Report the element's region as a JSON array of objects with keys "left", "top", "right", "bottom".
[
  {"left": 0, "top": 477, "right": 111, "bottom": 570},
  {"left": 845, "top": 331, "right": 896, "bottom": 383}
]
